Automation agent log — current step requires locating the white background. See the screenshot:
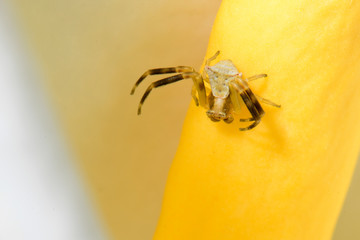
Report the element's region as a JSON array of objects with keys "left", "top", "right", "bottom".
[{"left": 0, "top": 2, "right": 107, "bottom": 239}]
